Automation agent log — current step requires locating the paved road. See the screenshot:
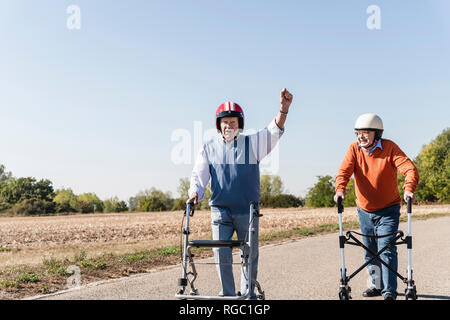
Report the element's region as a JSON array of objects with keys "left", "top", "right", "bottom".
[{"left": 32, "top": 216, "right": 450, "bottom": 300}]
